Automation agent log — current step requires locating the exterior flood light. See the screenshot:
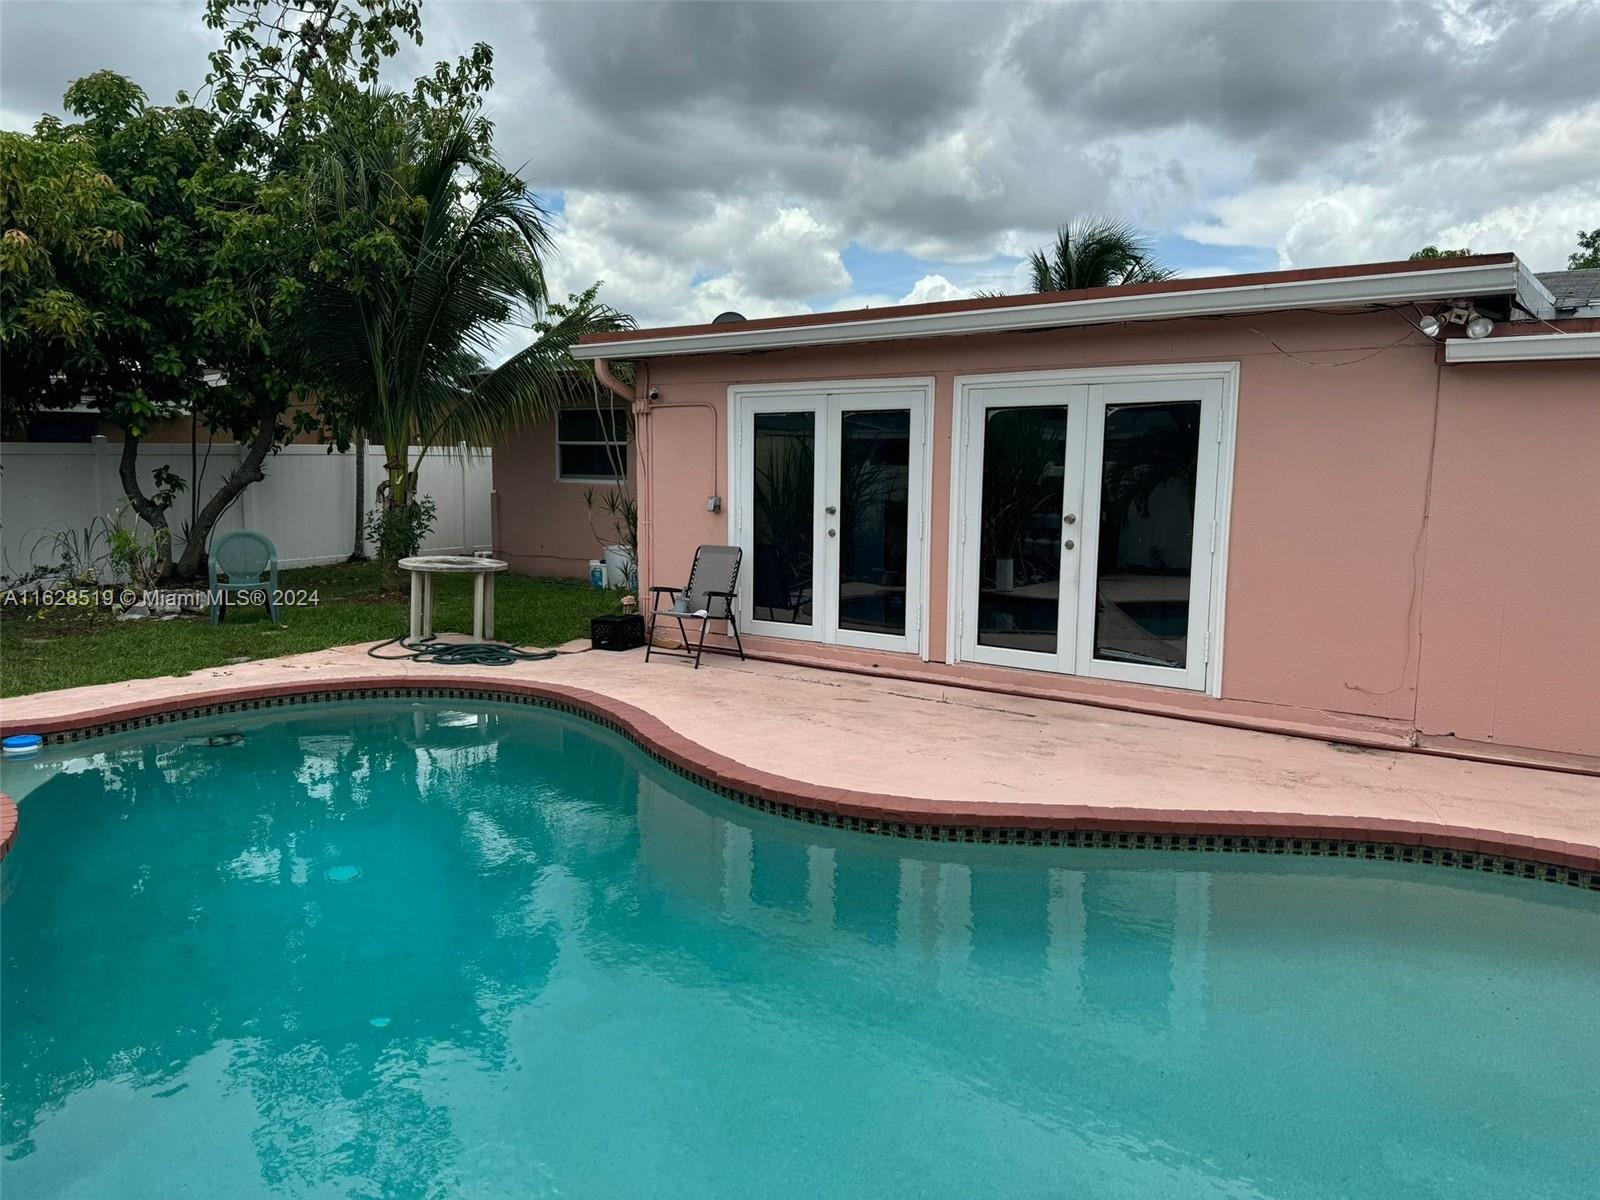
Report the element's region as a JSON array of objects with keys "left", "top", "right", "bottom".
[{"left": 1421, "top": 303, "right": 1493, "bottom": 340}]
